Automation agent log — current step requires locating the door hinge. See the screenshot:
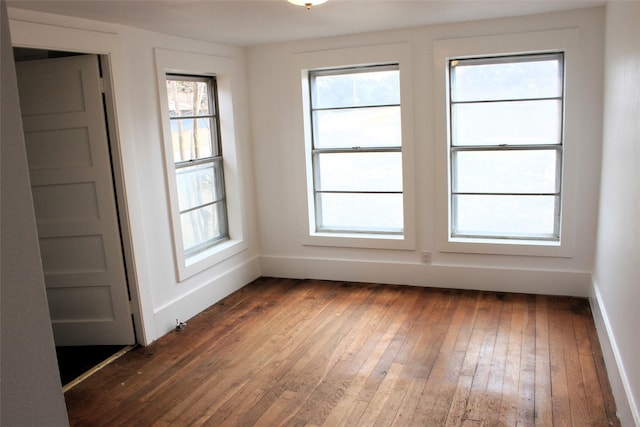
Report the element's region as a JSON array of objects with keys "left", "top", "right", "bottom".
[
  {"left": 128, "top": 300, "right": 135, "bottom": 314},
  {"left": 99, "top": 77, "right": 106, "bottom": 94}
]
